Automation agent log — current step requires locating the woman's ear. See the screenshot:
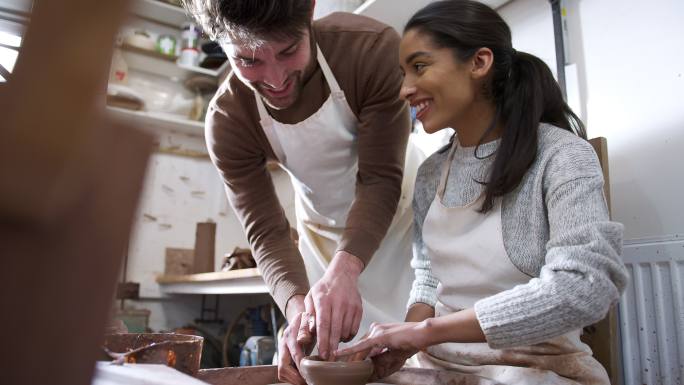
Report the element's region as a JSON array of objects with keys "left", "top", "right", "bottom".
[{"left": 471, "top": 47, "right": 494, "bottom": 80}]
